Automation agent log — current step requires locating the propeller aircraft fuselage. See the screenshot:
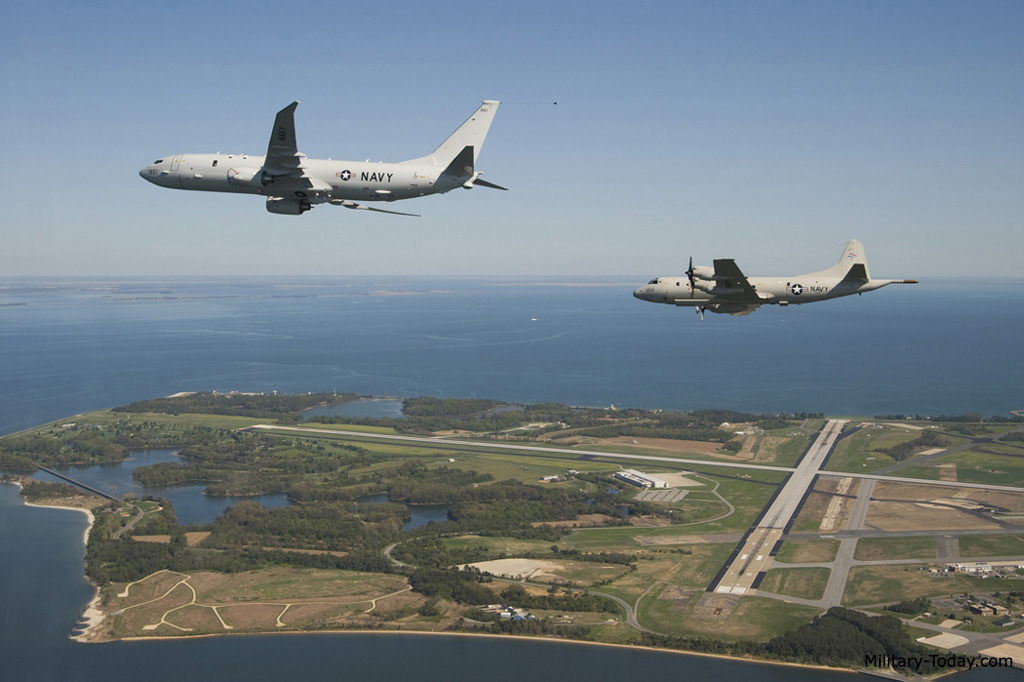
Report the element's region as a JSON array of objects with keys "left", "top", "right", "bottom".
[
  {"left": 633, "top": 239, "right": 917, "bottom": 319},
  {"left": 139, "top": 101, "right": 505, "bottom": 216}
]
